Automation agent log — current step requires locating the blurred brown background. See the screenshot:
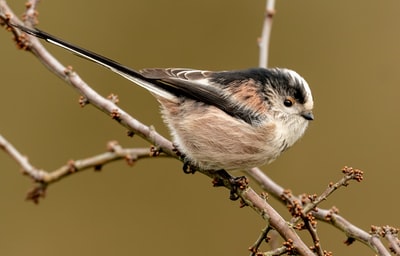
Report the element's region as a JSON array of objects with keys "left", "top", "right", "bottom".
[{"left": 0, "top": 1, "right": 399, "bottom": 255}]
